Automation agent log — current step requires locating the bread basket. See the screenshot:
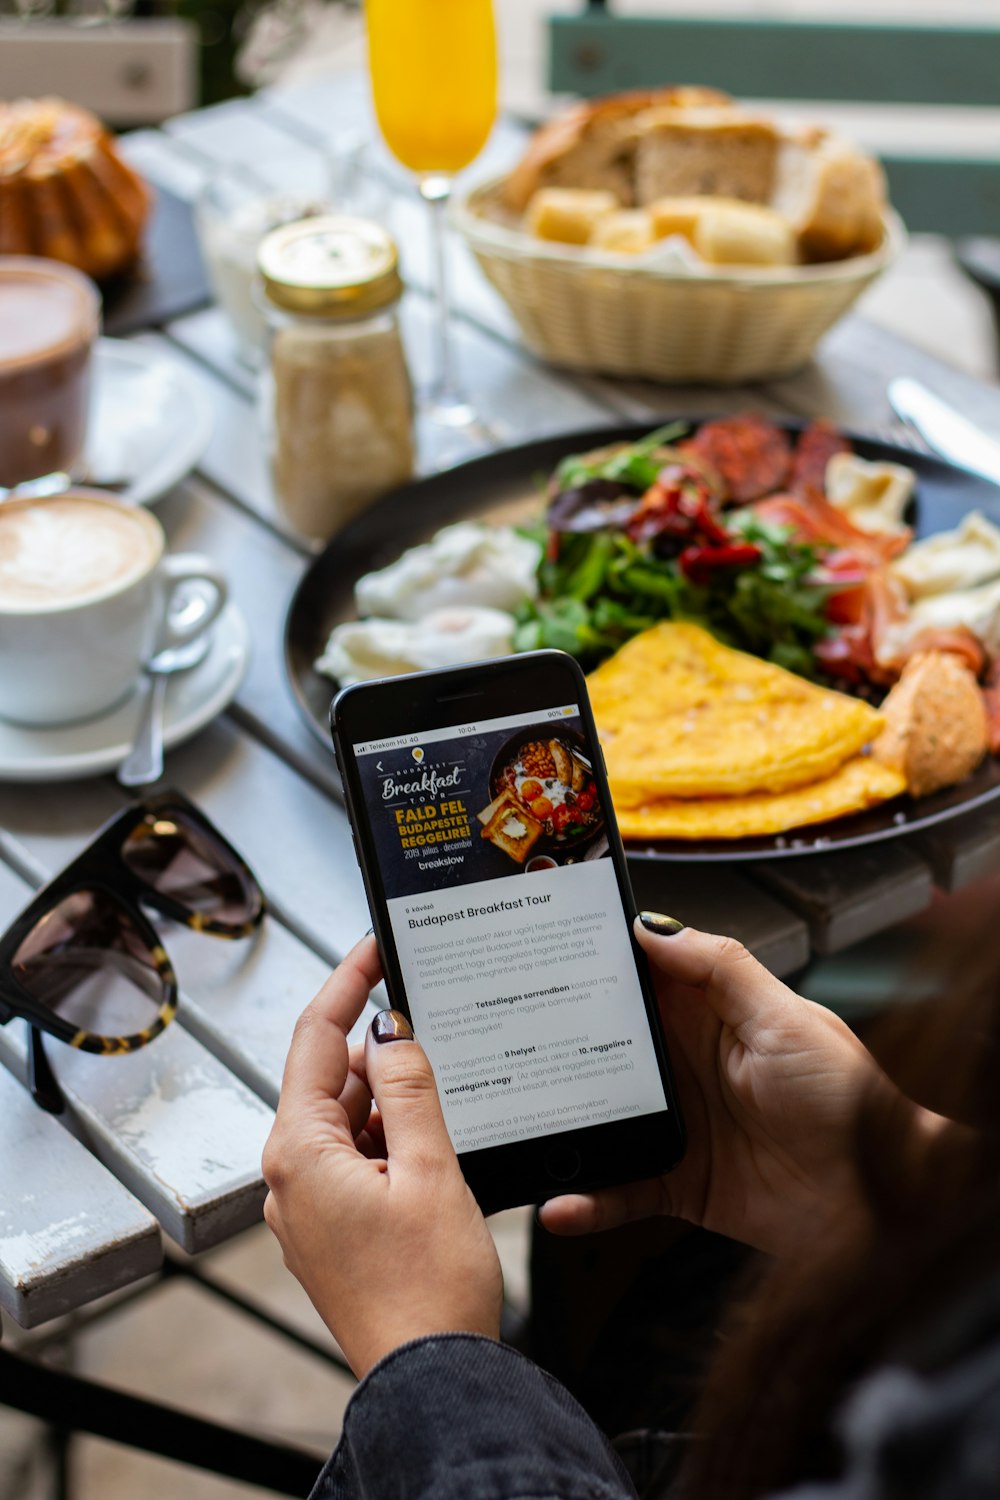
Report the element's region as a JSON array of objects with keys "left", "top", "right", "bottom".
[{"left": 452, "top": 178, "right": 905, "bottom": 385}]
